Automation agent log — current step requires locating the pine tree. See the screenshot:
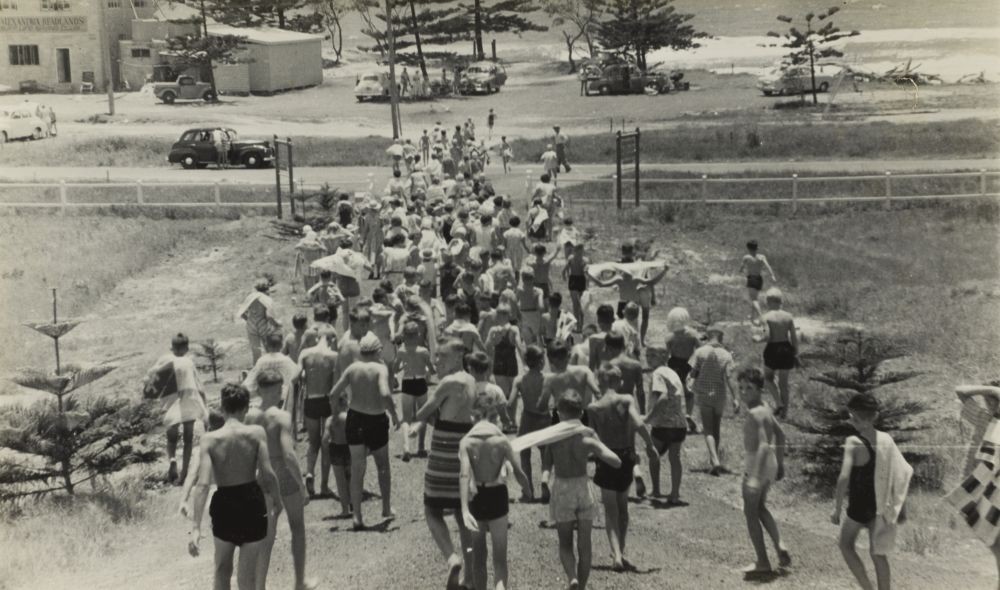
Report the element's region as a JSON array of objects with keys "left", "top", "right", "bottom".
[
  {"left": 192, "top": 339, "right": 229, "bottom": 383},
  {"left": 466, "top": 0, "right": 548, "bottom": 60},
  {"left": 596, "top": 0, "right": 708, "bottom": 71}
]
